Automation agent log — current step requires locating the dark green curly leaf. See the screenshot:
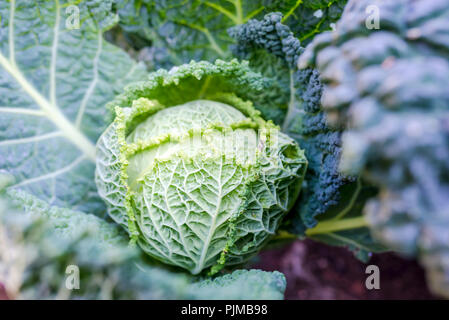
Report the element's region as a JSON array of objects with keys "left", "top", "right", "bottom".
[{"left": 299, "top": 0, "right": 449, "bottom": 298}]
